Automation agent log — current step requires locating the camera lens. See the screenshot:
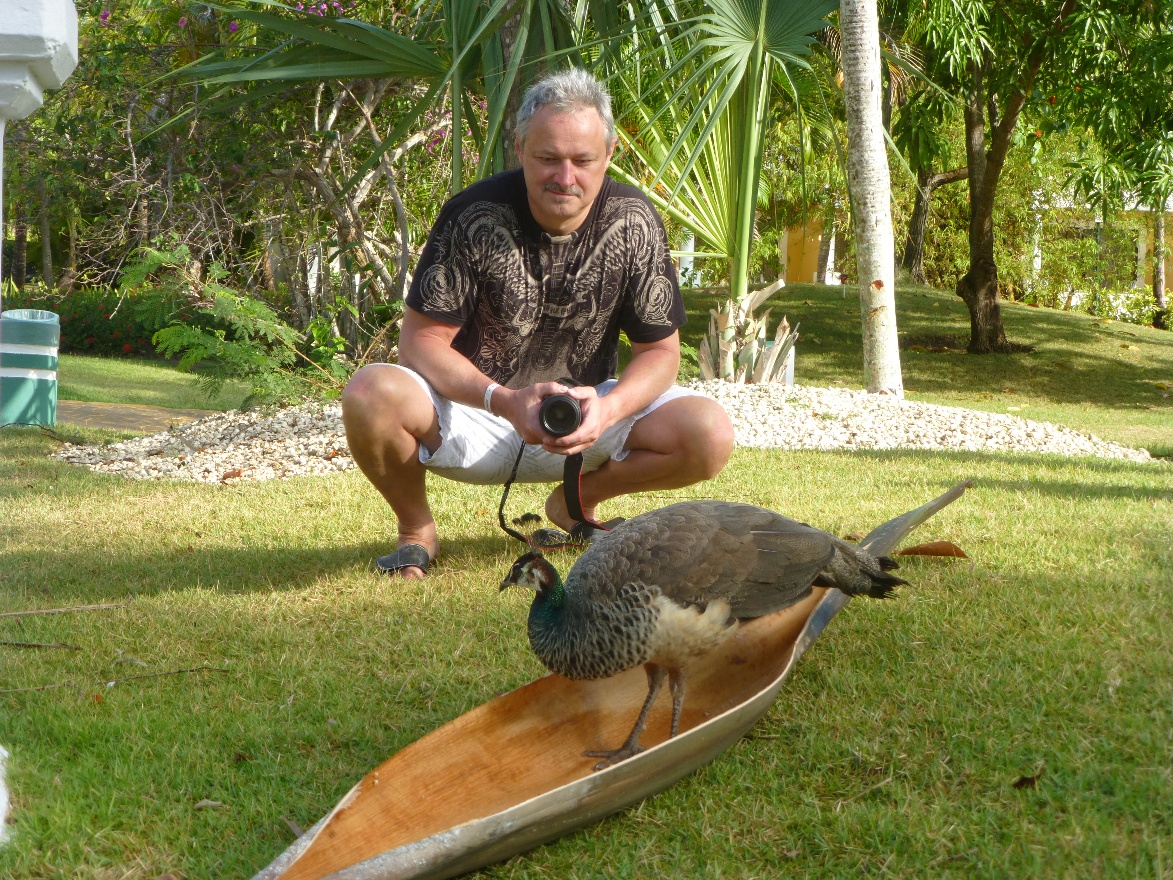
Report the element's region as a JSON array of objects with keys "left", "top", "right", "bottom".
[{"left": 539, "top": 394, "right": 582, "bottom": 437}]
